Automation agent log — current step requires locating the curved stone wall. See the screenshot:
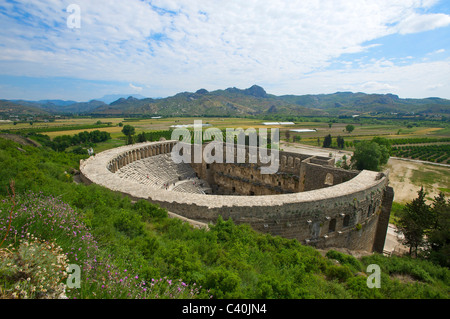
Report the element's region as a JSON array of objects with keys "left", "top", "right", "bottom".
[{"left": 80, "top": 140, "right": 393, "bottom": 253}]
